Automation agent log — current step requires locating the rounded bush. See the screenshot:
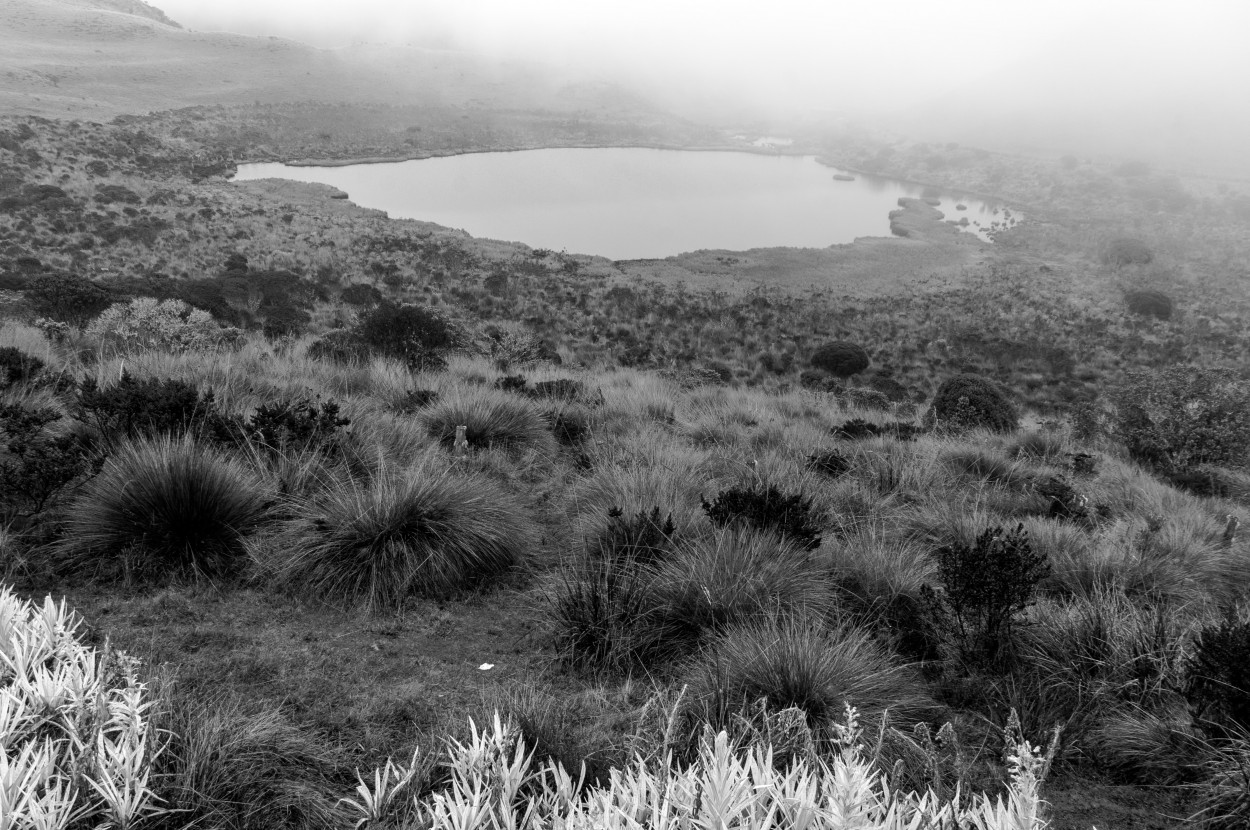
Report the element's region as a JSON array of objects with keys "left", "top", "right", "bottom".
[
  {"left": 423, "top": 388, "right": 555, "bottom": 454},
  {"left": 62, "top": 437, "right": 269, "bottom": 577},
  {"left": 810, "top": 341, "right": 870, "bottom": 378},
  {"left": 1101, "top": 236, "right": 1153, "bottom": 267},
  {"left": 1125, "top": 289, "right": 1174, "bottom": 320},
  {"left": 355, "top": 302, "right": 458, "bottom": 370},
  {"left": 925, "top": 373, "right": 1019, "bottom": 433},
  {"left": 268, "top": 464, "right": 537, "bottom": 610},
  {"left": 680, "top": 616, "right": 929, "bottom": 746}
]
